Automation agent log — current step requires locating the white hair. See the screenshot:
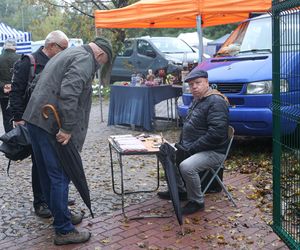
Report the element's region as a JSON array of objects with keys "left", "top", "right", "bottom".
[{"left": 44, "top": 30, "right": 69, "bottom": 47}]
